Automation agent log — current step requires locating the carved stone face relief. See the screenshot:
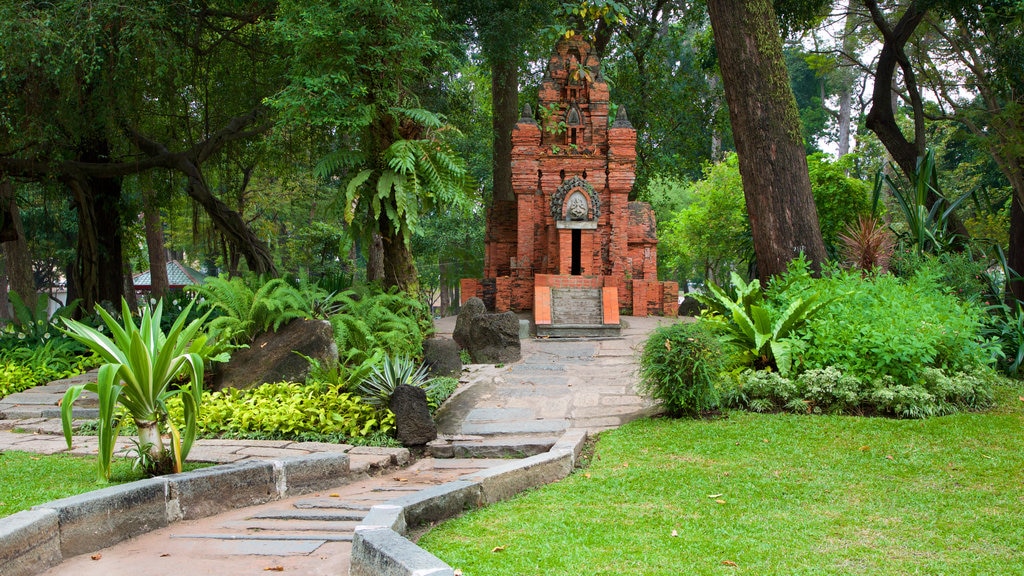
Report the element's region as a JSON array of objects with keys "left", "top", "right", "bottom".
[{"left": 567, "top": 191, "right": 588, "bottom": 220}]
